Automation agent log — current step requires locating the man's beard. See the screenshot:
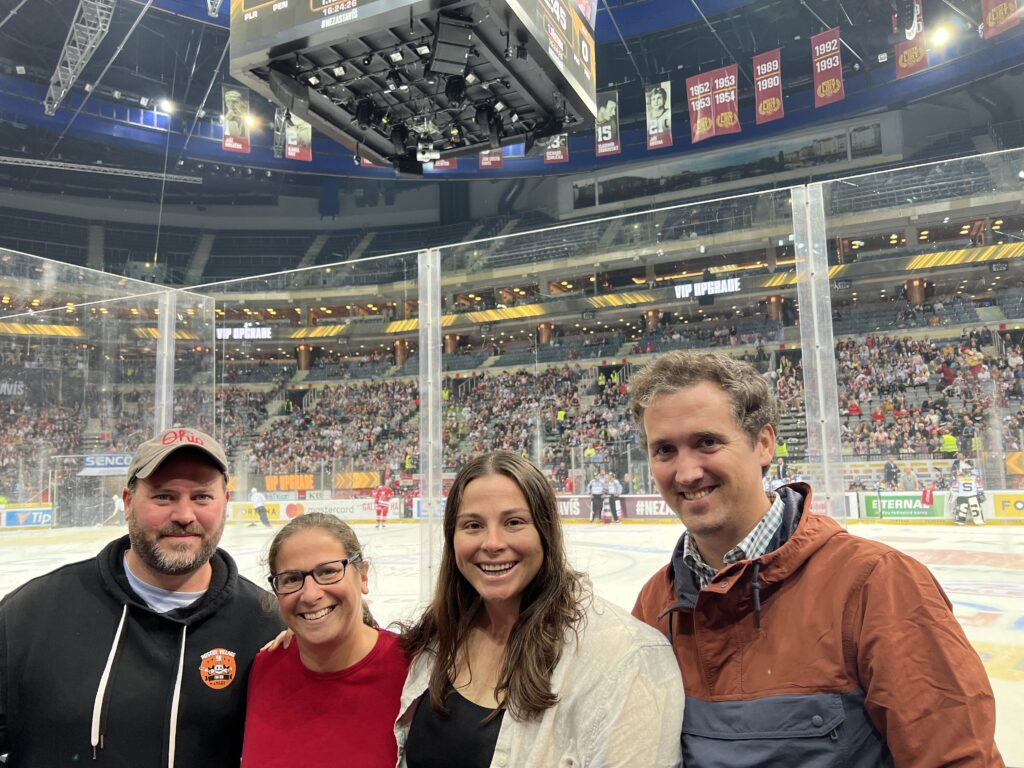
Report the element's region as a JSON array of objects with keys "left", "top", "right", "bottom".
[{"left": 128, "top": 515, "right": 225, "bottom": 576}]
